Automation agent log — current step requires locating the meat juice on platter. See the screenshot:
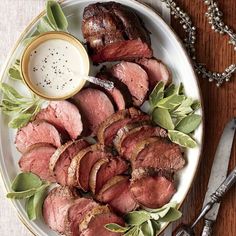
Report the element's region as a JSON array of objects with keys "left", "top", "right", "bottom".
[{"left": 1, "top": 1, "right": 202, "bottom": 236}]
